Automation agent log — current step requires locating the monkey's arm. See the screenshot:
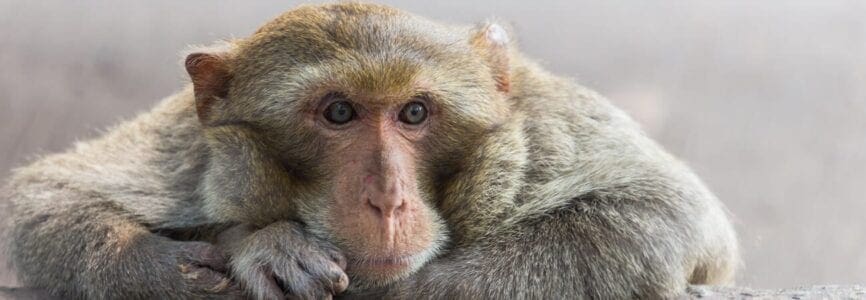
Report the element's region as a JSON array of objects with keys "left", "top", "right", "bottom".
[
  {"left": 4, "top": 92, "right": 242, "bottom": 298},
  {"left": 6, "top": 179, "right": 239, "bottom": 299},
  {"left": 372, "top": 182, "right": 737, "bottom": 299}
]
